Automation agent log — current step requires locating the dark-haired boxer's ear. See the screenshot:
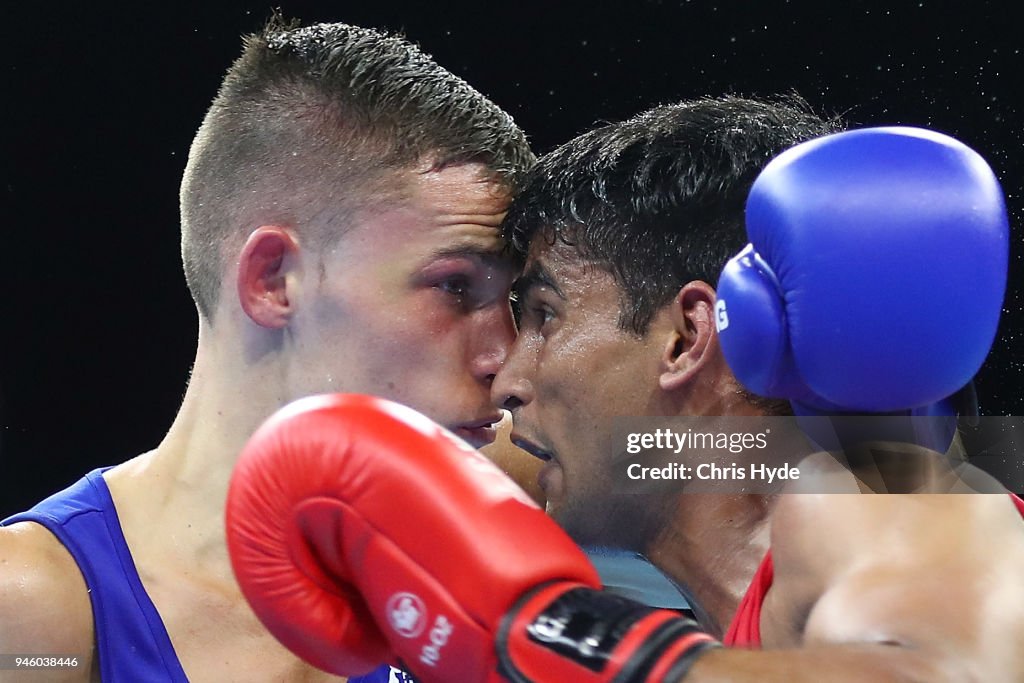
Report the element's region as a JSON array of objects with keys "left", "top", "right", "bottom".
[
  {"left": 236, "top": 226, "right": 301, "bottom": 329},
  {"left": 659, "top": 281, "right": 718, "bottom": 391}
]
